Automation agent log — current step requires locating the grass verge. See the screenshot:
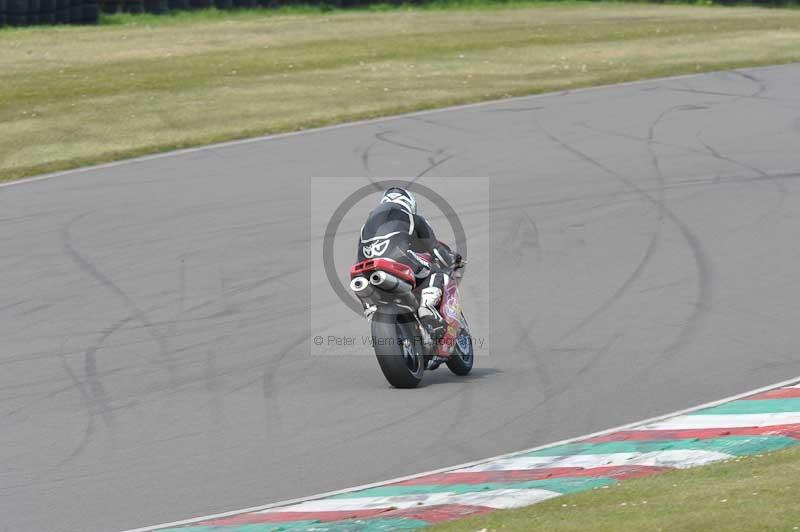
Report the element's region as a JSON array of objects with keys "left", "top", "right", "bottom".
[
  {"left": 432, "top": 445, "right": 800, "bottom": 532},
  {"left": 2, "top": 3, "right": 800, "bottom": 182}
]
